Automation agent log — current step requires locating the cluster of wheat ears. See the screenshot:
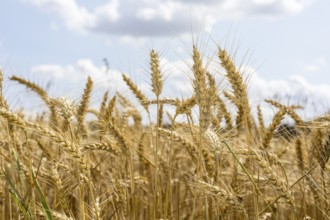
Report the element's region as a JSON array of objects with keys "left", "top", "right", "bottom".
[{"left": 0, "top": 45, "right": 329, "bottom": 220}]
